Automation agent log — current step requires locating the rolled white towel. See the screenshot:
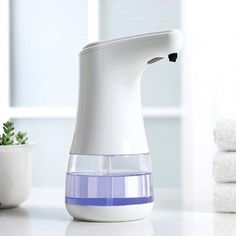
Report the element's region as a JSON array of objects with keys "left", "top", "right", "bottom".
[
  {"left": 214, "top": 119, "right": 236, "bottom": 151},
  {"left": 213, "top": 152, "right": 236, "bottom": 182},
  {"left": 214, "top": 183, "right": 236, "bottom": 213}
]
